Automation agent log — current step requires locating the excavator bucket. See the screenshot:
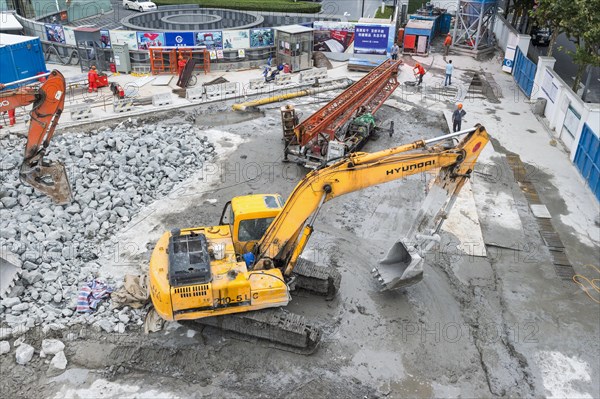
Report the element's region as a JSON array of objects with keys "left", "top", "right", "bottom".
[
  {"left": 373, "top": 241, "right": 423, "bottom": 291},
  {"left": 0, "top": 250, "right": 22, "bottom": 298},
  {"left": 20, "top": 160, "right": 72, "bottom": 205}
]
